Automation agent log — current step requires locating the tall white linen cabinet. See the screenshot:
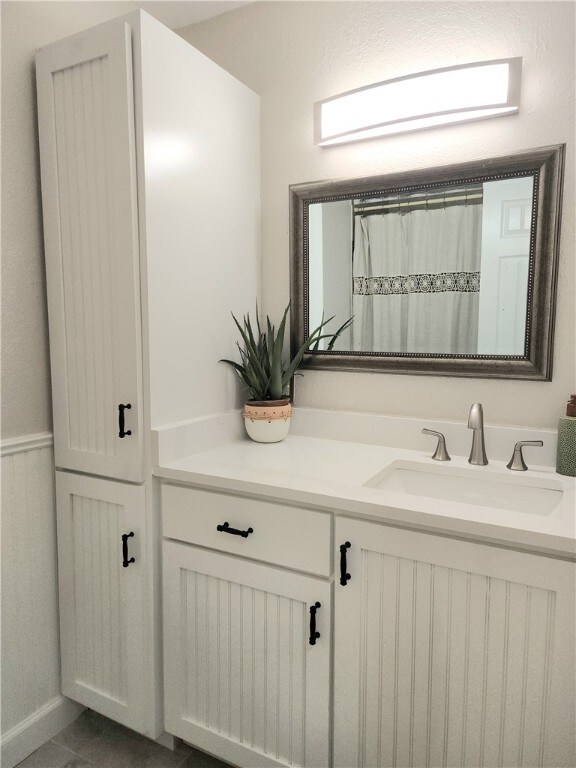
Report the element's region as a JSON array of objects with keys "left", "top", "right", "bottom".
[{"left": 36, "top": 11, "right": 260, "bottom": 739}]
